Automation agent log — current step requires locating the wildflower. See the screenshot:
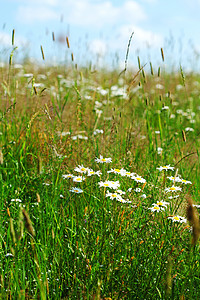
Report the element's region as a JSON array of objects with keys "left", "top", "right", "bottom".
[
  {"left": 167, "top": 176, "right": 182, "bottom": 183},
  {"left": 185, "top": 127, "right": 194, "bottom": 132},
  {"left": 180, "top": 179, "right": 192, "bottom": 184},
  {"left": 106, "top": 191, "right": 122, "bottom": 200},
  {"left": 107, "top": 168, "right": 126, "bottom": 176},
  {"left": 168, "top": 195, "right": 180, "bottom": 199},
  {"left": 93, "top": 129, "right": 104, "bottom": 135},
  {"left": 69, "top": 187, "right": 83, "bottom": 193},
  {"left": 132, "top": 175, "right": 146, "bottom": 183},
  {"left": 127, "top": 188, "right": 132, "bottom": 192},
  {"left": 165, "top": 186, "right": 182, "bottom": 193},
  {"left": 149, "top": 206, "right": 165, "bottom": 212},
  {"left": 154, "top": 200, "right": 169, "bottom": 208},
  {"left": 73, "top": 176, "right": 85, "bottom": 183},
  {"left": 155, "top": 130, "right": 160, "bottom": 134},
  {"left": 140, "top": 194, "right": 147, "bottom": 198},
  {"left": 95, "top": 155, "right": 112, "bottom": 163},
  {"left": 162, "top": 106, "right": 170, "bottom": 110},
  {"left": 62, "top": 174, "right": 74, "bottom": 179},
  {"left": 157, "top": 147, "right": 163, "bottom": 154},
  {"left": 11, "top": 199, "right": 22, "bottom": 203},
  {"left": 87, "top": 169, "right": 102, "bottom": 176},
  {"left": 98, "top": 180, "right": 120, "bottom": 189},
  {"left": 134, "top": 188, "right": 141, "bottom": 193},
  {"left": 74, "top": 165, "right": 89, "bottom": 174},
  {"left": 168, "top": 216, "right": 187, "bottom": 223},
  {"left": 192, "top": 204, "right": 200, "bottom": 209},
  {"left": 157, "top": 165, "right": 174, "bottom": 171},
  {"left": 125, "top": 171, "right": 136, "bottom": 177},
  {"left": 116, "top": 189, "right": 126, "bottom": 195}
]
